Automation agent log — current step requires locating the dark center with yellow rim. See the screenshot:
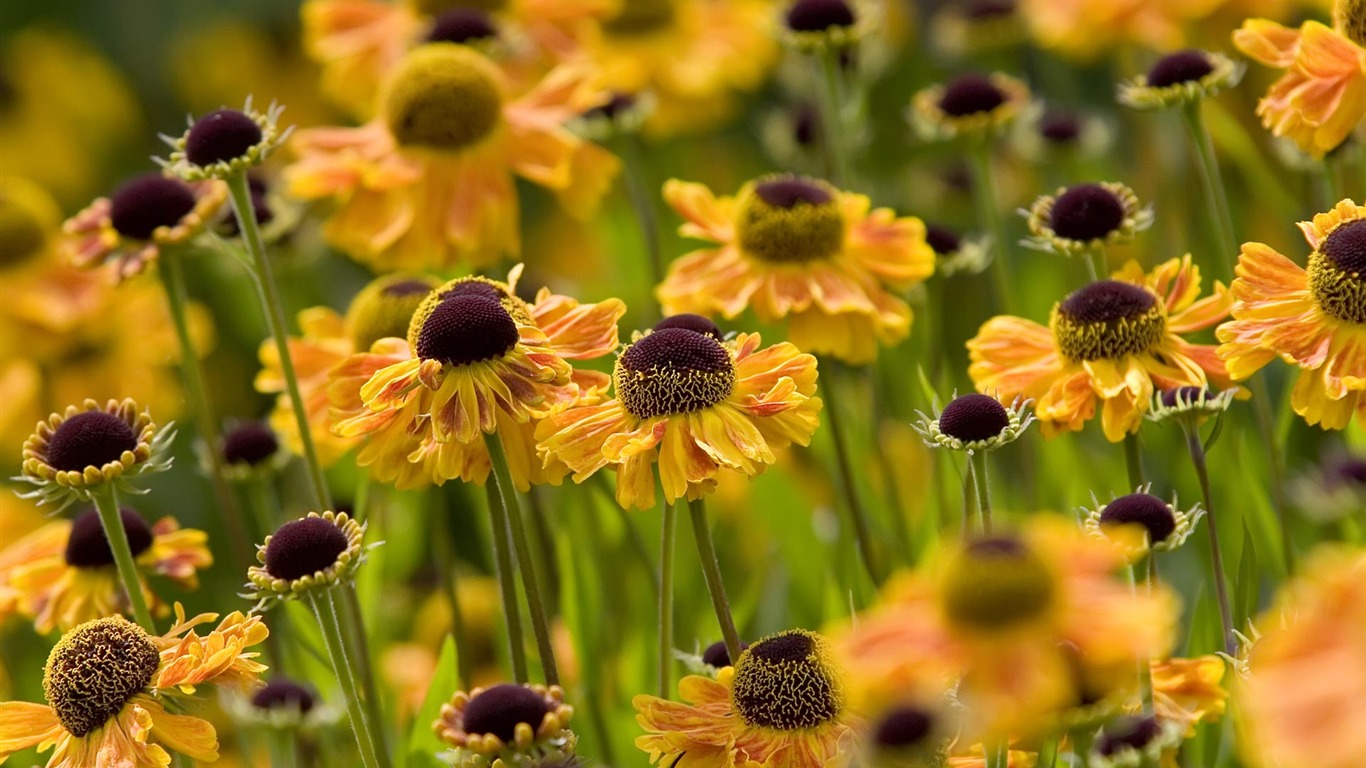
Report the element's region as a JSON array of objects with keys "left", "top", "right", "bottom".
[
  {"left": 1049, "top": 184, "right": 1126, "bottom": 242},
  {"left": 939, "top": 393, "right": 1010, "bottom": 443},
  {"left": 603, "top": 0, "right": 676, "bottom": 35},
  {"left": 413, "top": 293, "right": 520, "bottom": 367},
  {"left": 264, "top": 516, "right": 349, "bottom": 582},
  {"left": 785, "top": 0, "right": 857, "bottom": 33},
  {"left": 736, "top": 176, "right": 845, "bottom": 263},
  {"left": 942, "top": 536, "right": 1055, "bottom": 630},
  {"left": 252, "top": 678, "right": 318, "bottom": 713},
  {"left": 222, "top": 421, "right": 280, "bottom": 467},
  {"left": 412, "top": 0, "right": 508, "bottom": 14},
  {"left": 386, "top": 44, "right": 502, "bottom": 151},
  {"left": 347, "top": 274, "right": 440, "bottom": 351},
  {"left": 938, "top": 74, "right": 1006, "bottom": 117},
  {"left": 1308, "top": 218, "right": 1366, "bottom": 324},
  {"left": 186, "top": 109, "right": 262, "bottom": 168},
  {"left": 730, "top": 629, "right": 843, "bottom": 730},
  {"left": 1161, "top": 385, "right": 1208, "bottom": 408},
  {"left": 615, "top": 328, "right": 735, "bottom": 419},
  {"left": 462, "top": 684, "right": 551, "bottom": 743},
  {"left": 427, "top": 8, "right": 498, "bottom": 44},
  {"left": 43, "top": 617, "right": 160, "bottom": 737},
  {"left": 1100, "top": 493, "right": 1176, "bottom": 545},
  {"left": 46, "top": 411, "right": 138, "bottom": 472},
  {"left": 109, "top": 173, "right": 197, "bottom": 241},
  {"left": 874, "top": 705, "right": 935, "bottom": 750},
  {"left": 1097, "top": 715, "right": 1163, "bottom": 757},
  {"left": 64, "top": 508, "right": 154, "bottom": 568},
  {"left": 1146, "top": 50, "right": 1214, "bottom": 88},
  {"left": 1052, "top": 281, "right": 1166, "bottom": 361}
]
